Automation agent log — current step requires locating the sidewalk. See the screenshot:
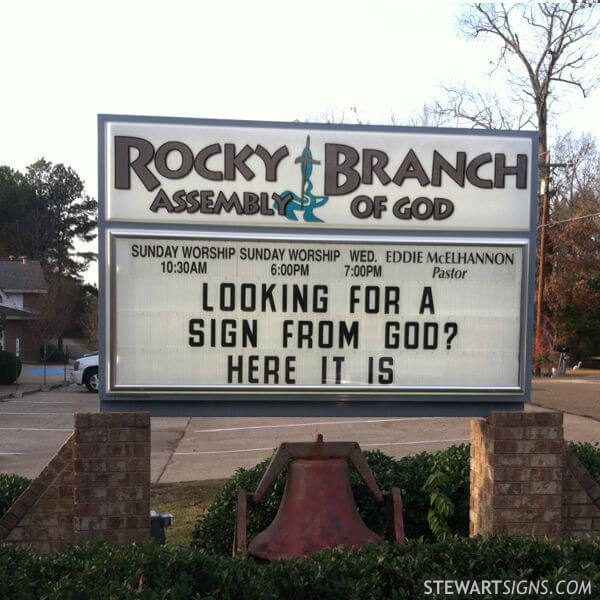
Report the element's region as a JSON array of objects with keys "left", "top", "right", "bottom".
[
  {"left": 533, "top": 376, "right": 600, "bottom": 421},
  {"left": 0, "top": 363, "right": 71, "bottom": 400}
]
